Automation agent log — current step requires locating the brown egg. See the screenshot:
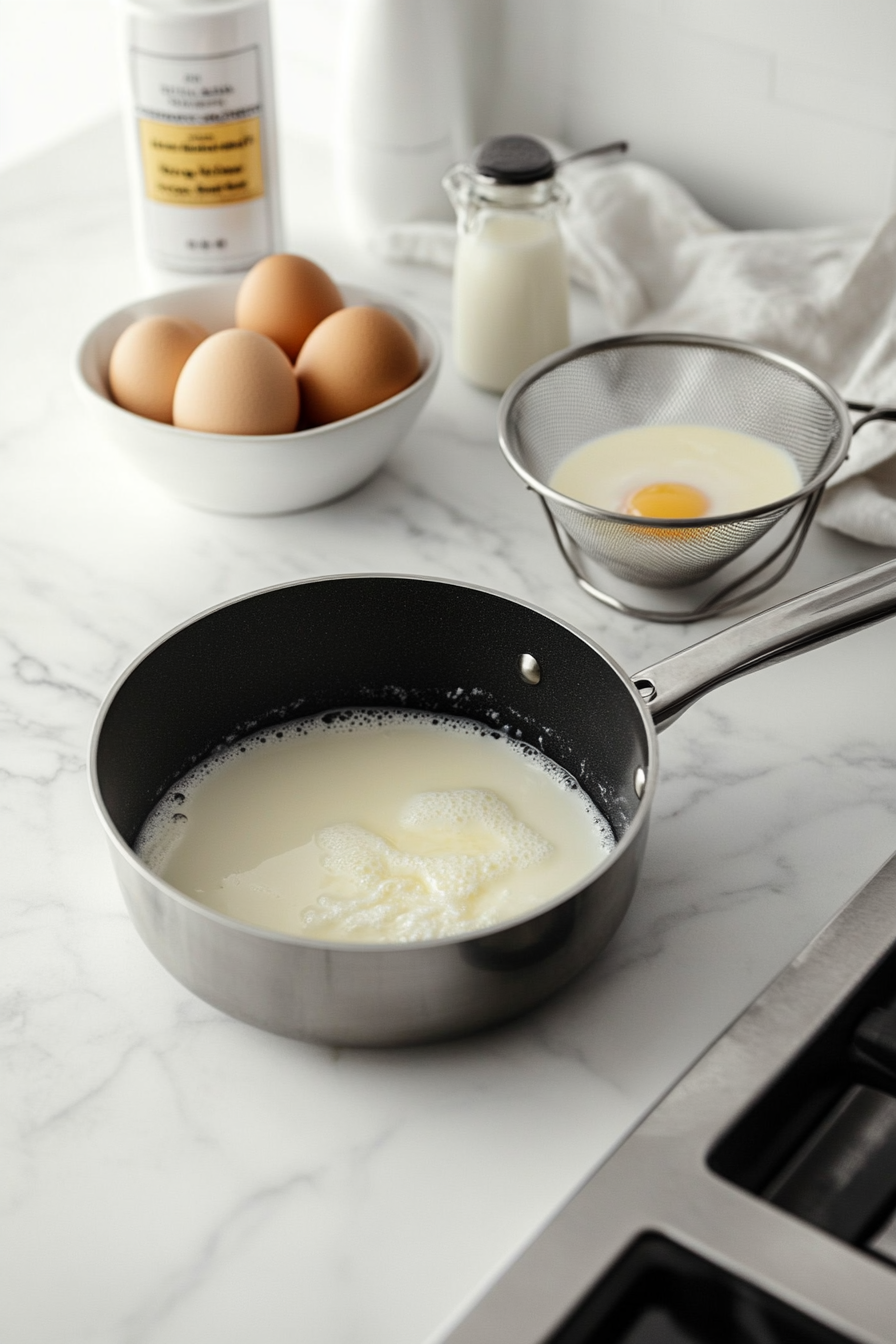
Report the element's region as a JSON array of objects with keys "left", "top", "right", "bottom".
[
  {"left": 173, "top": 329, "right": 300, "bottom": 435},
  {"left": 109, "top": 315, "right": 207, "bottom": 423},
  {"left": 235, "top": 254, "right": 344, "bottom": 361},
  {"left": 295, "top": 306, "right": 420, "bottom": 427}
]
